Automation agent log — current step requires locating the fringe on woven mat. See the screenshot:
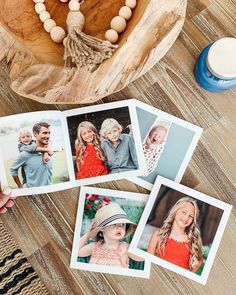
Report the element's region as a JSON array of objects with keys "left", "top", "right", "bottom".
[{"left": 0, "top": 223, "right": 49, "bottom": 295}]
